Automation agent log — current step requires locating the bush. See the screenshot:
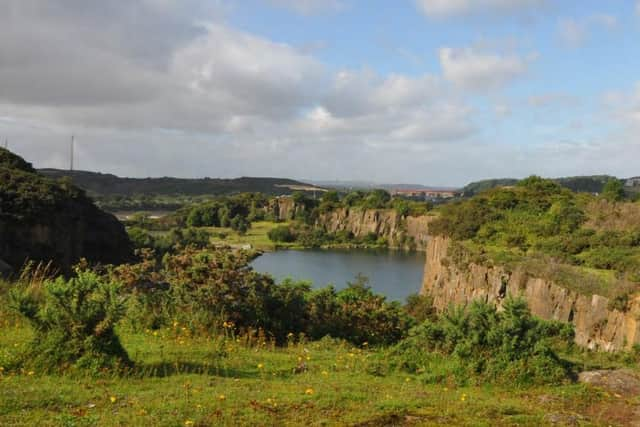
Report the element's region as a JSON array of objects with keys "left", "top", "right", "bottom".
[
  {"left": 267, "top": 225, "right": 296, "bottom": 243},
  {"left": 388, "top": 298, "right": 574, "bottom": 386},
  {"left": 9, "top": 270, "right": 131, "bottom": 373}
]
